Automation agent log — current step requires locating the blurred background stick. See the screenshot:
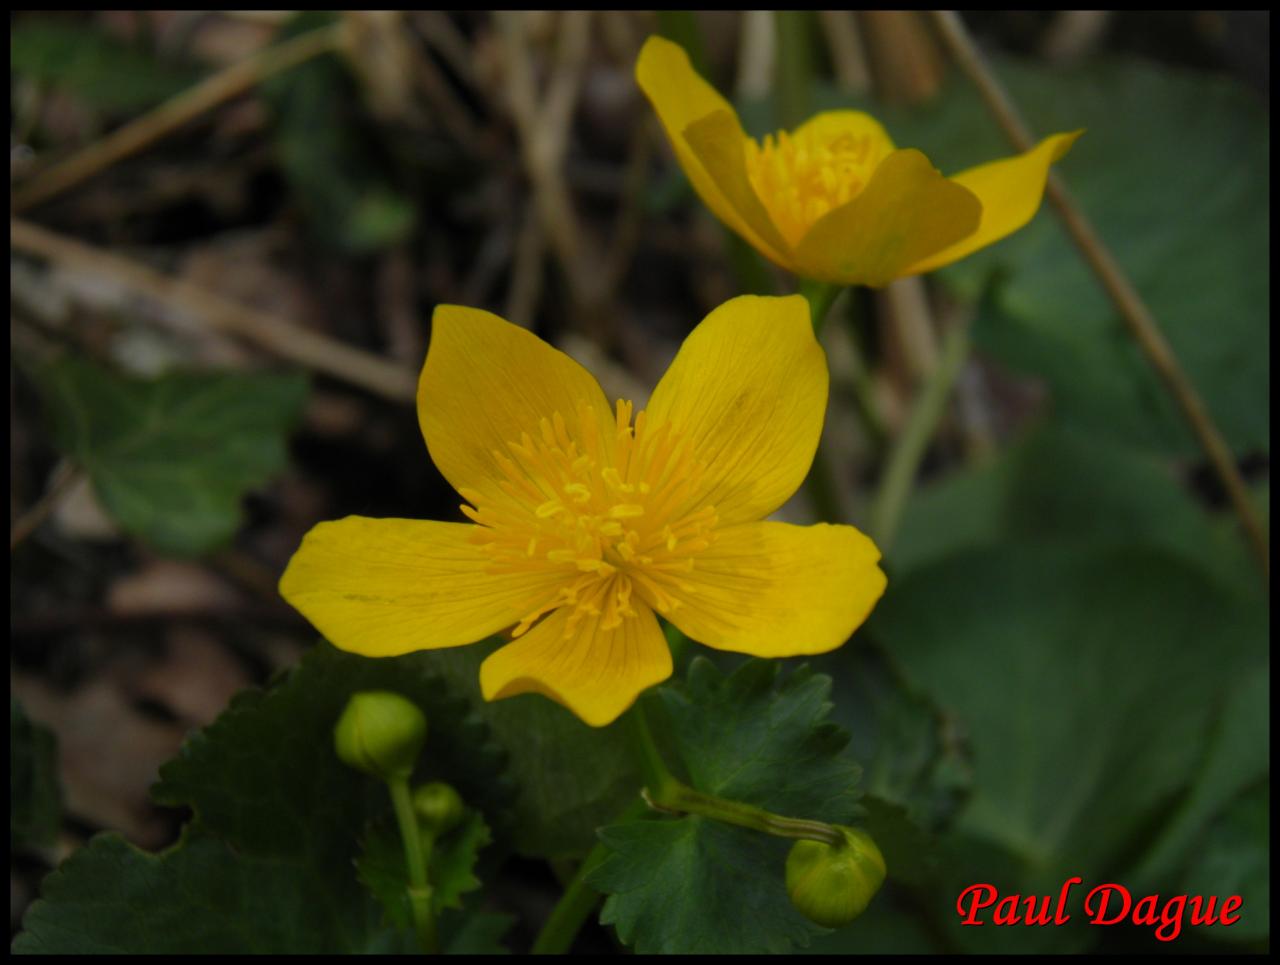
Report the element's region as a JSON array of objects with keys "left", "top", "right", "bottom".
[
  {"left": 11, "top": 22, "right": 343, "bottom": 212},
  {"left": 930, "top": 10, "right": 1269, "bottom": 581},
  {"left": 10, "top": 219, "right": 416, "bottom": 402}
]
